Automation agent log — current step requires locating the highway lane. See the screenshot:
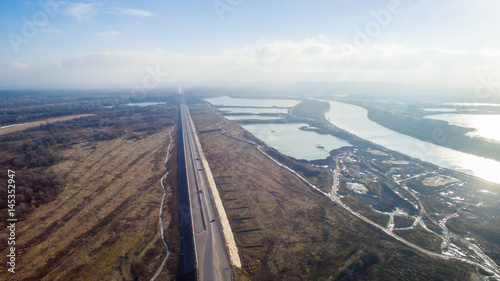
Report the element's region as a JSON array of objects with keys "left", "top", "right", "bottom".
[{"left": 179, "top": 96, "right": 232, "bottom": 281}]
